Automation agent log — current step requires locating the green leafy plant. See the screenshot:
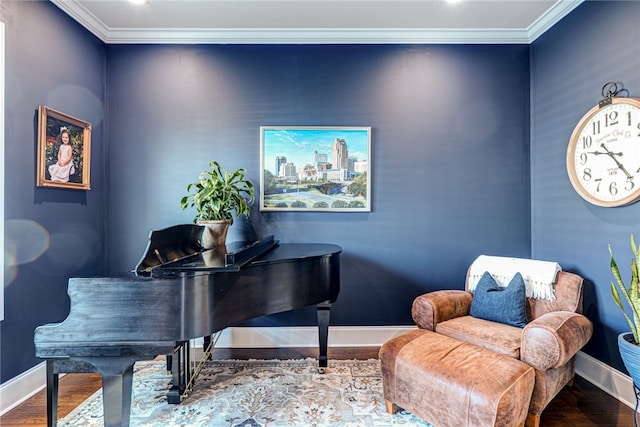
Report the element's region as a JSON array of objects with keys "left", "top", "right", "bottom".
[
  {"left": 610, "top": 234, "right": 640, "bottom": 344},
  {"left": 180, "top": 160, "right": 255, "bottom": 225}
]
